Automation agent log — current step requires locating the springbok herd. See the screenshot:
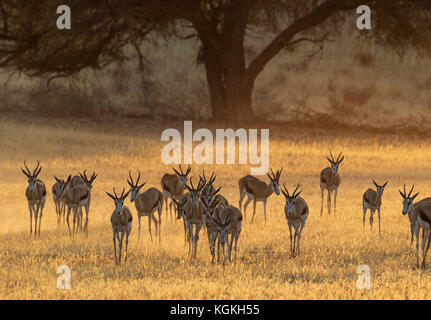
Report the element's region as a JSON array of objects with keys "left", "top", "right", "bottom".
[{"left": 19, "top": 151, "right": 431, "bottom": 268}]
